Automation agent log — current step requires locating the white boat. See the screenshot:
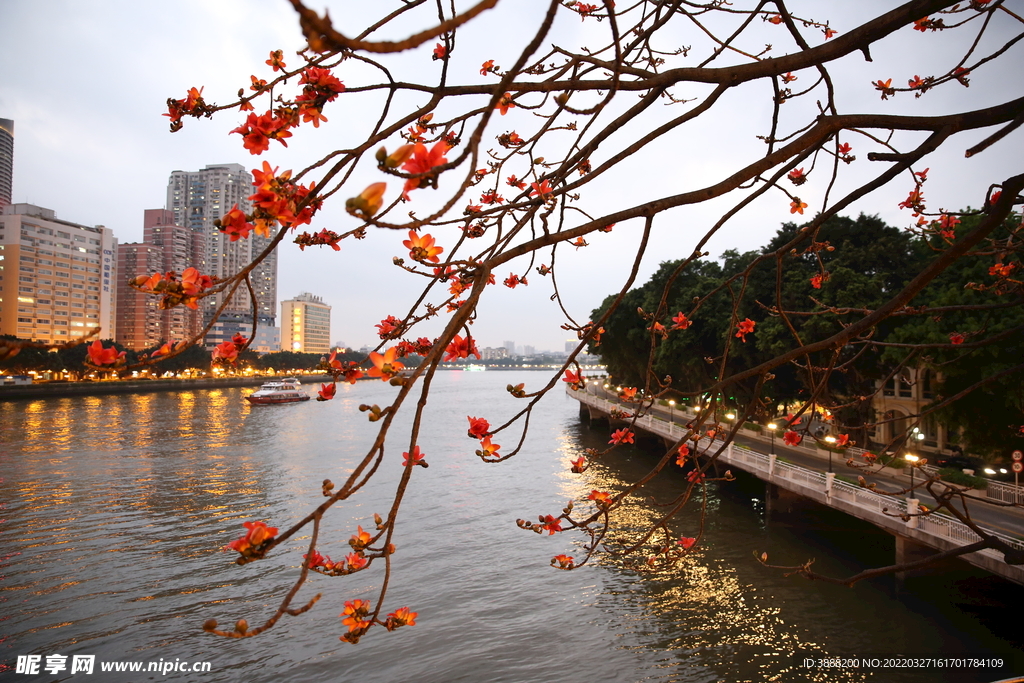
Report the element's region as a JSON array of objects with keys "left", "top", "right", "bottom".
[{"left": 245, "top": 378, "right": 310, "bottom": 405}]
